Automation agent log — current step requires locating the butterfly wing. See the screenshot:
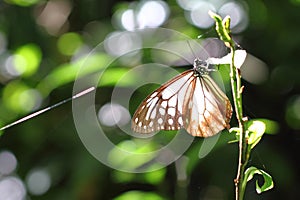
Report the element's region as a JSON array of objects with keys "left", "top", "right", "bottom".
[
  {"left": 132, "top": 70, "right": 195, "bottom": 133},
  {"left": 132, "top": 70, "right": 232, "bottom": 137},
  {"left": 183, "top": 74, "right": 232, "bottom": 137}
]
